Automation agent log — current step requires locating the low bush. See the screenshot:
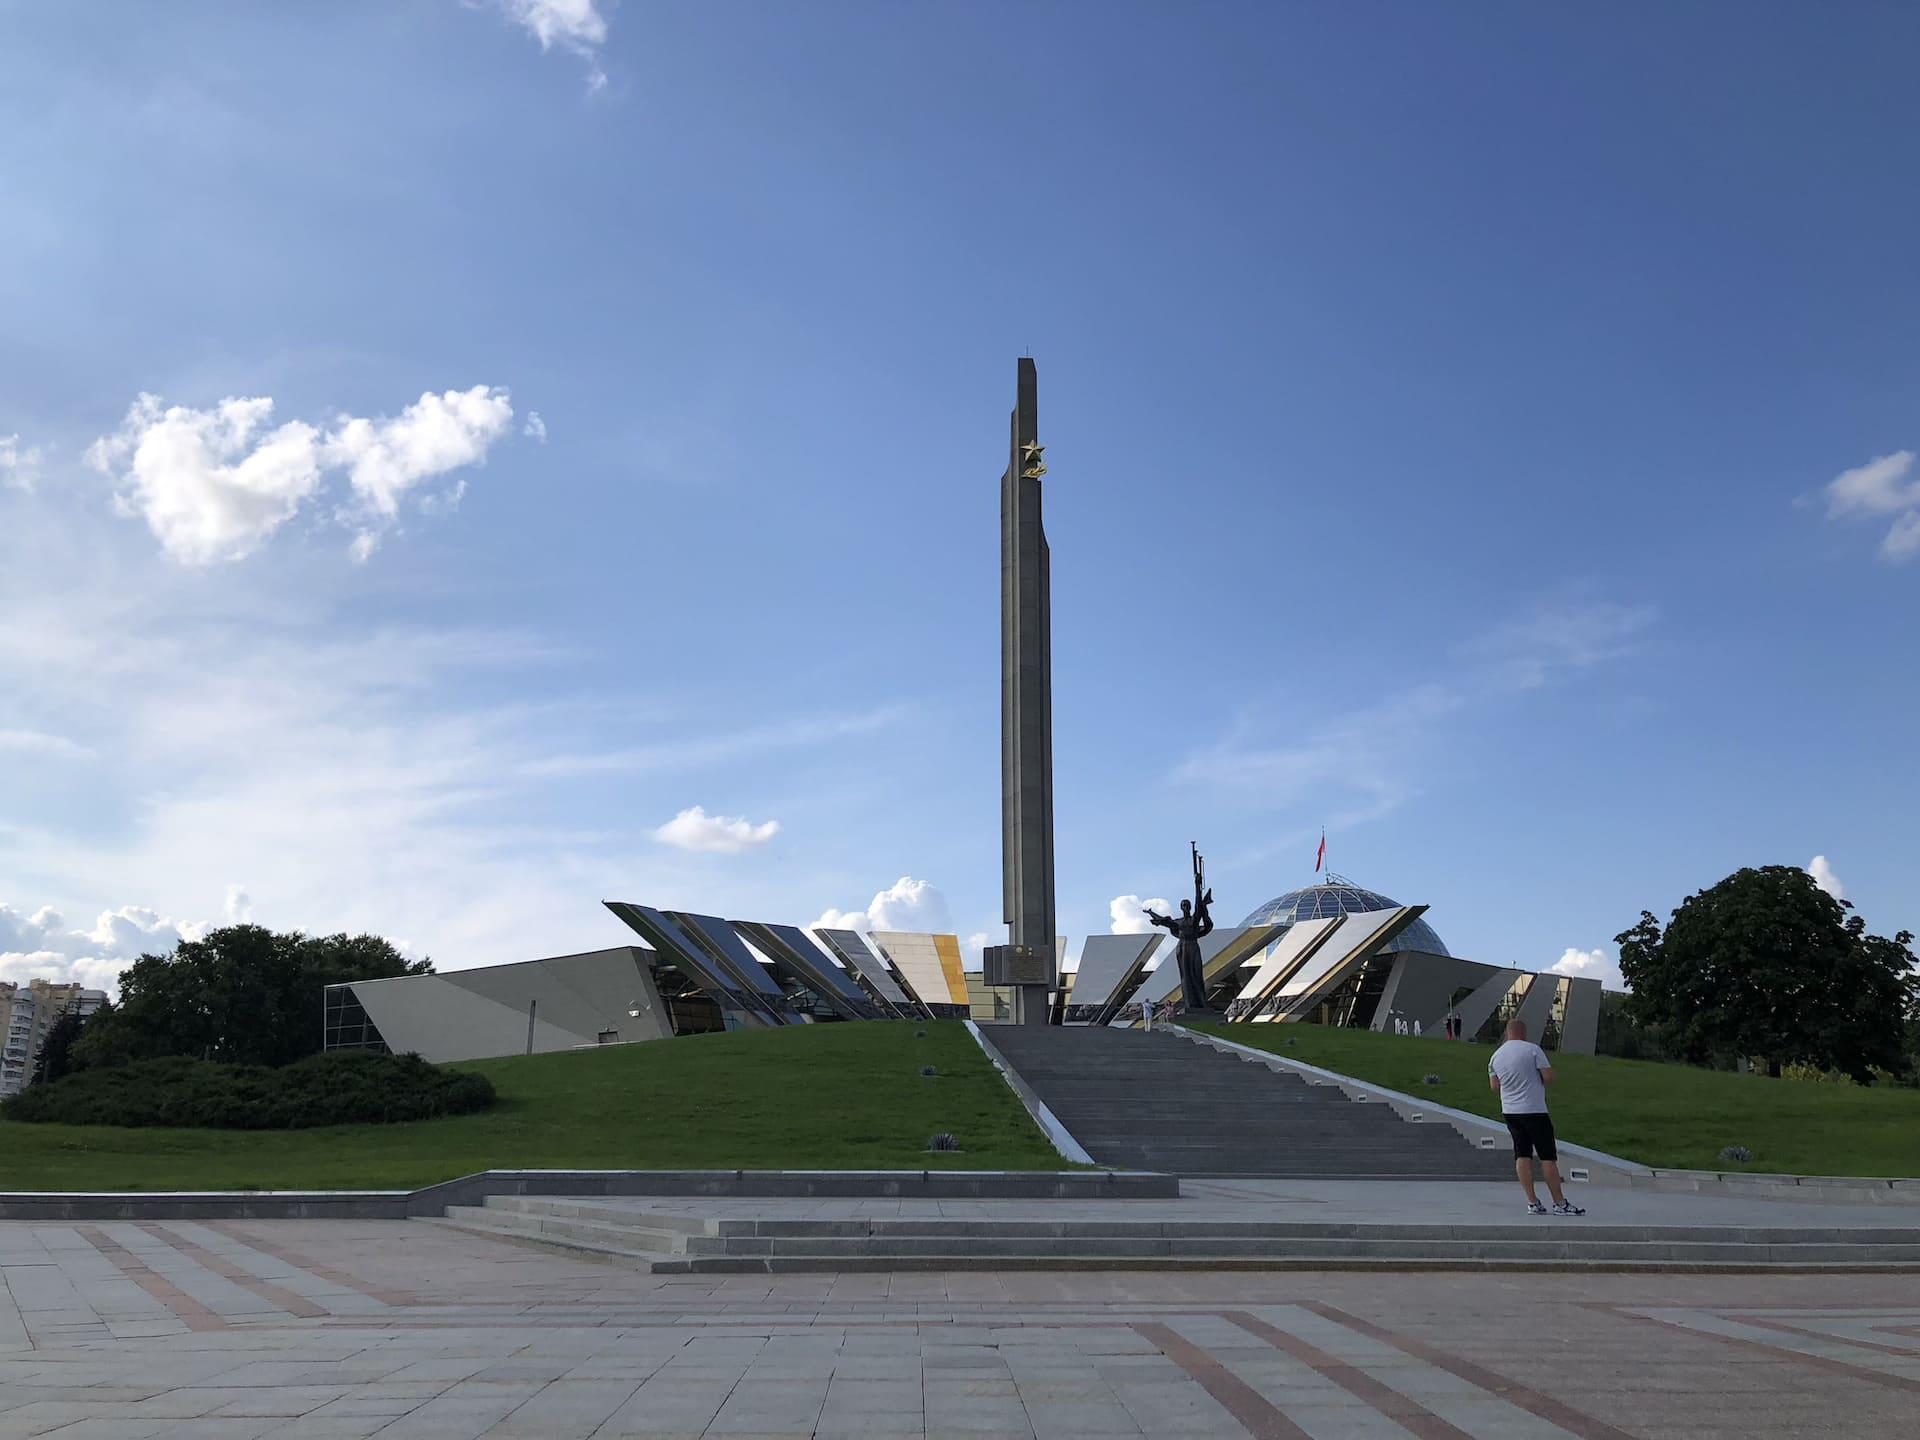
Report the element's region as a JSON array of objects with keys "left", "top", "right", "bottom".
[{"left": 1, "top": 1051, "right": 495, "bottom": 1130}]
